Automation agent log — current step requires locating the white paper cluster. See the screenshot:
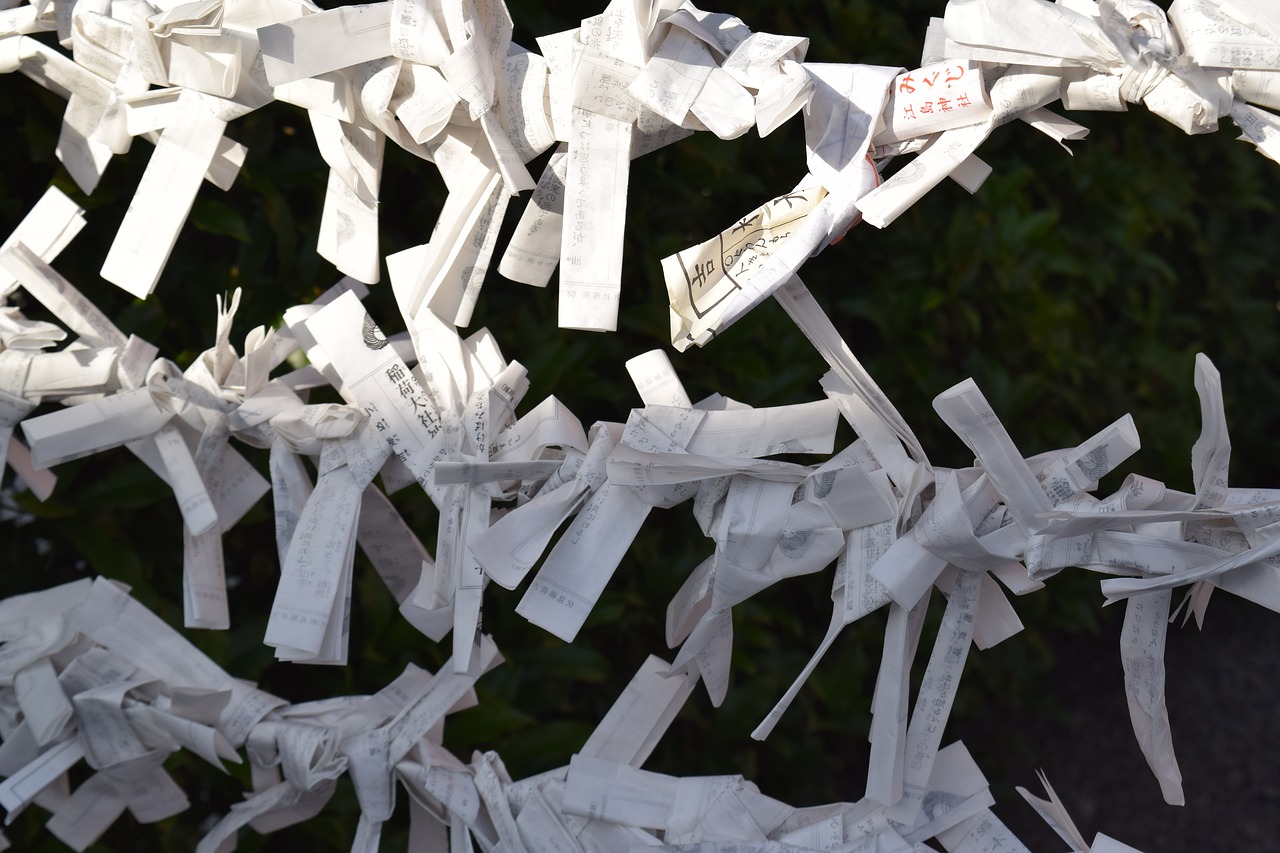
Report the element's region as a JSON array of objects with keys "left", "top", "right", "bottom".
[
  {"left": 0, "top": 577, "right": 1145, "bottom": 853},
  {"left": 3, "top": 0, "right": 1280, "bottom": 850}
]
